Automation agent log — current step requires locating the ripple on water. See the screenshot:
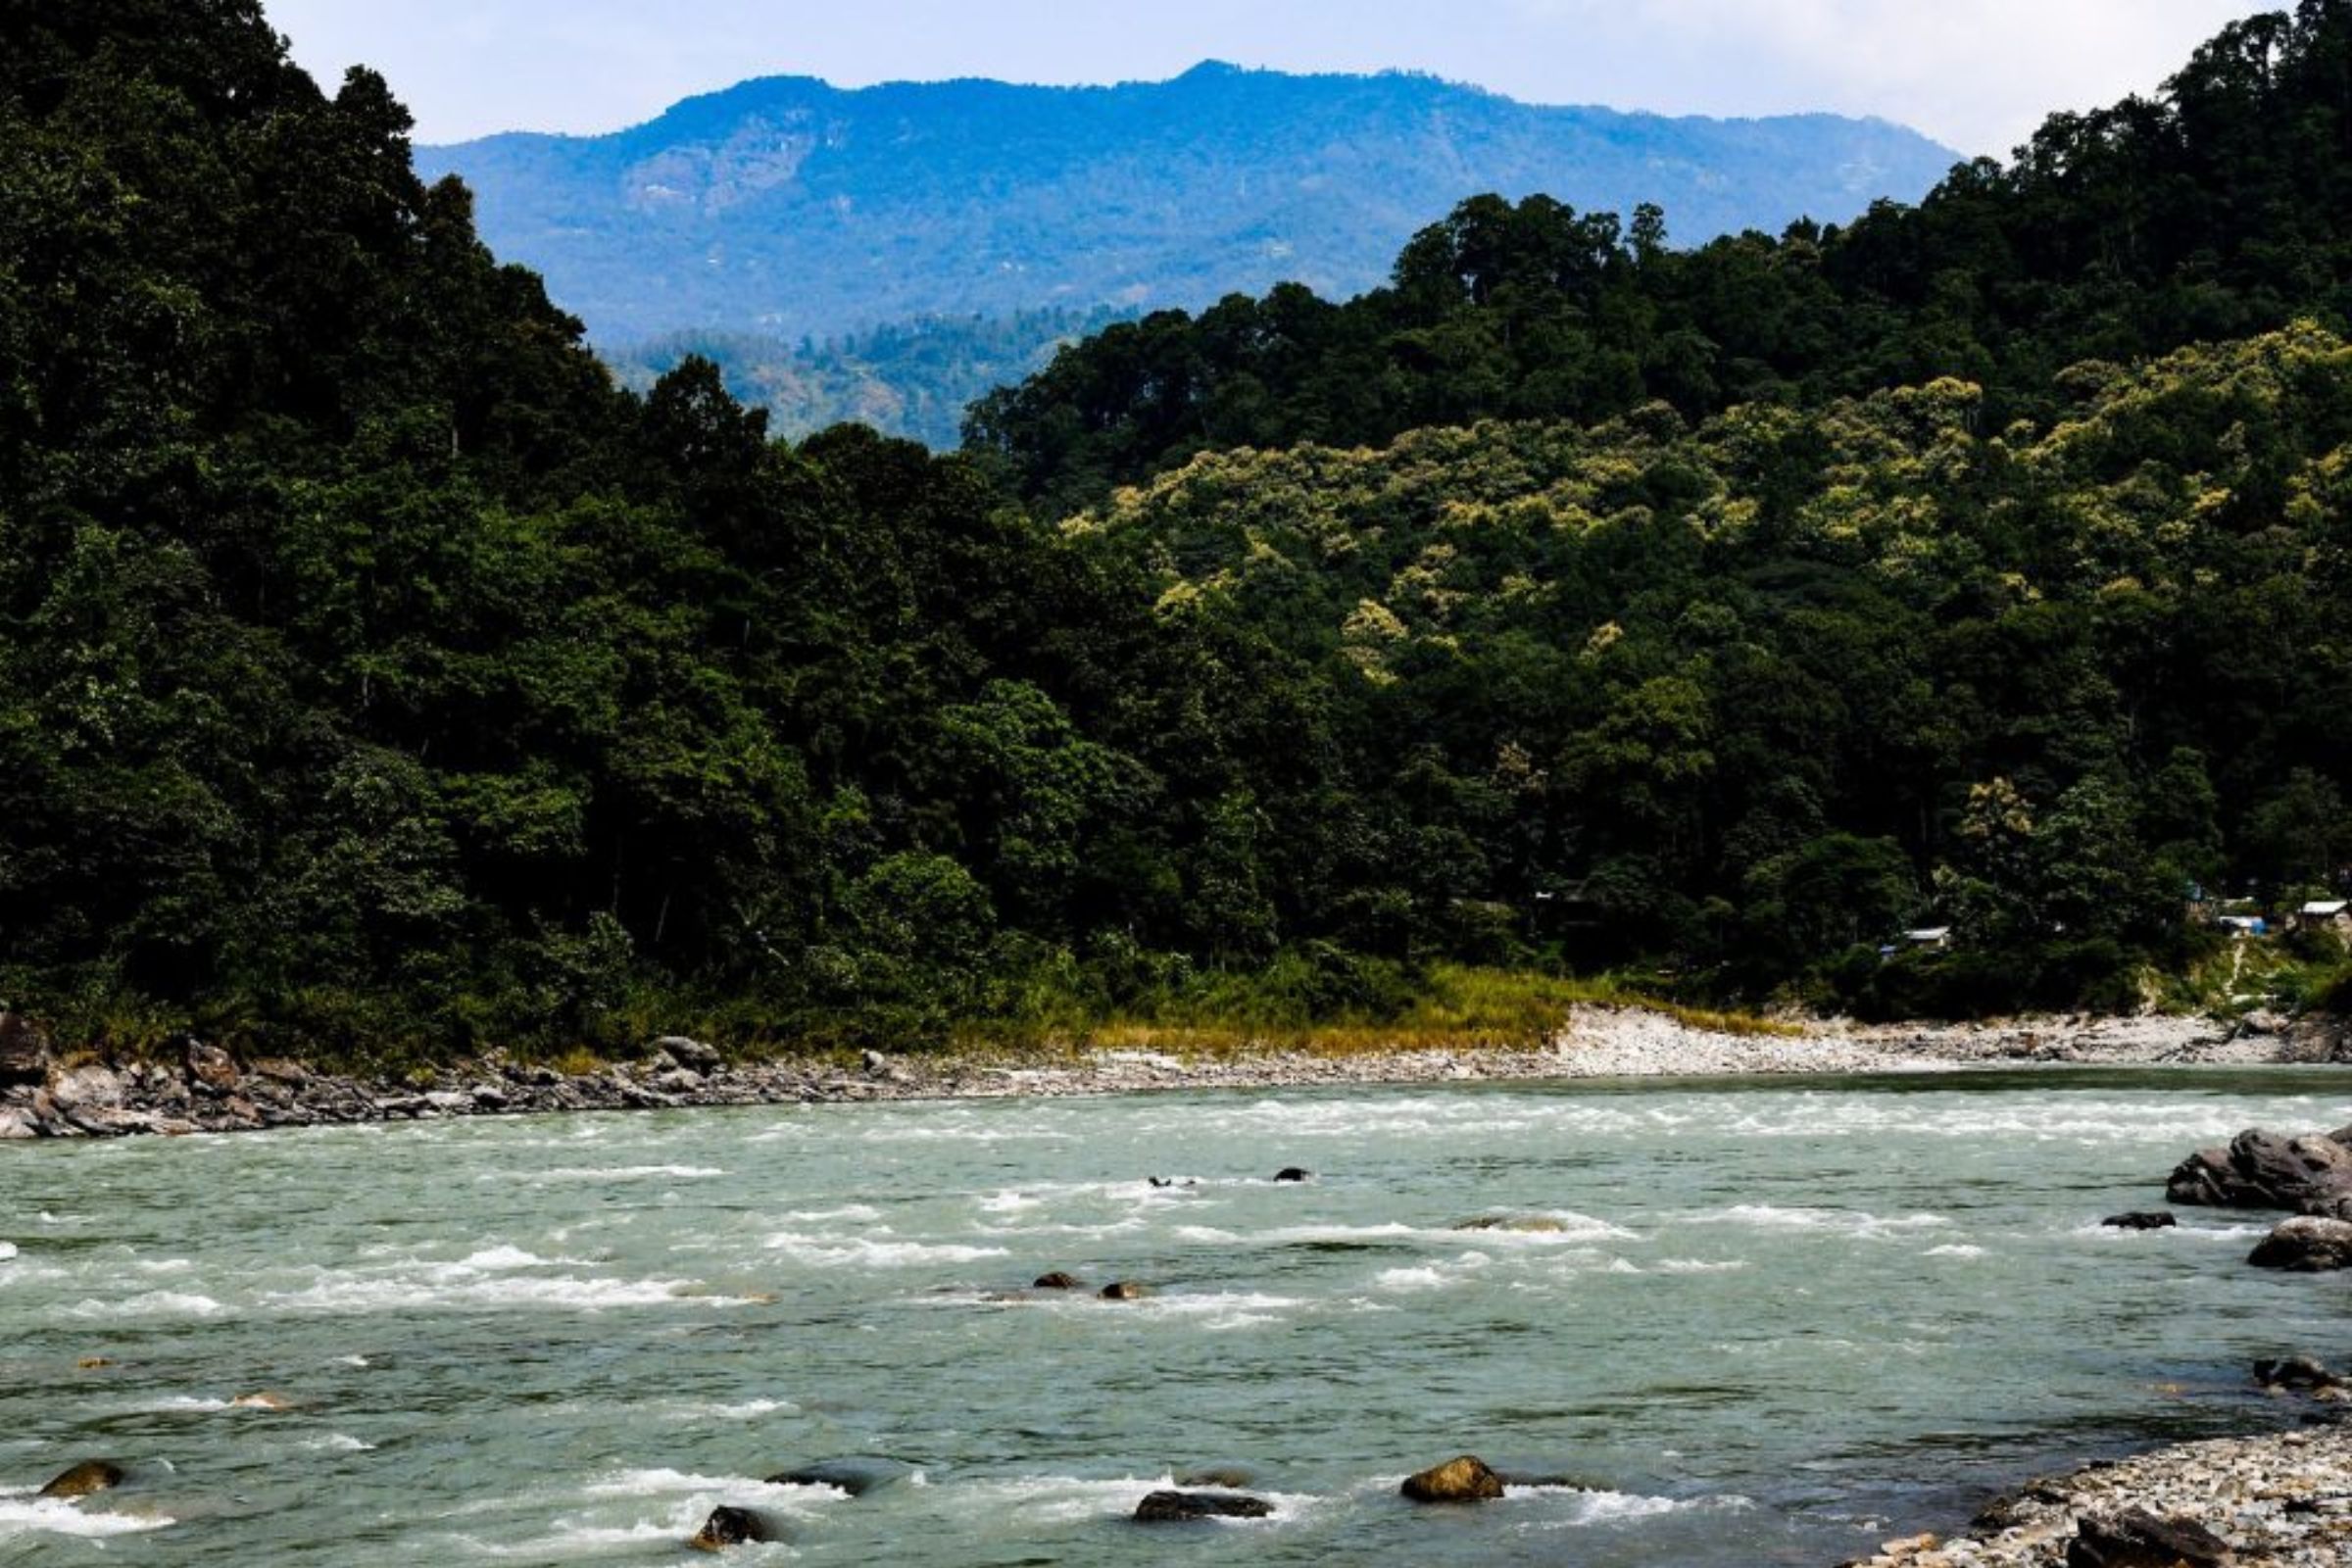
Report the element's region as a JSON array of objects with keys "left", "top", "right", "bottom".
[{"left": 0, "top": 1487, "right": 175, "bottom": 1540}]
